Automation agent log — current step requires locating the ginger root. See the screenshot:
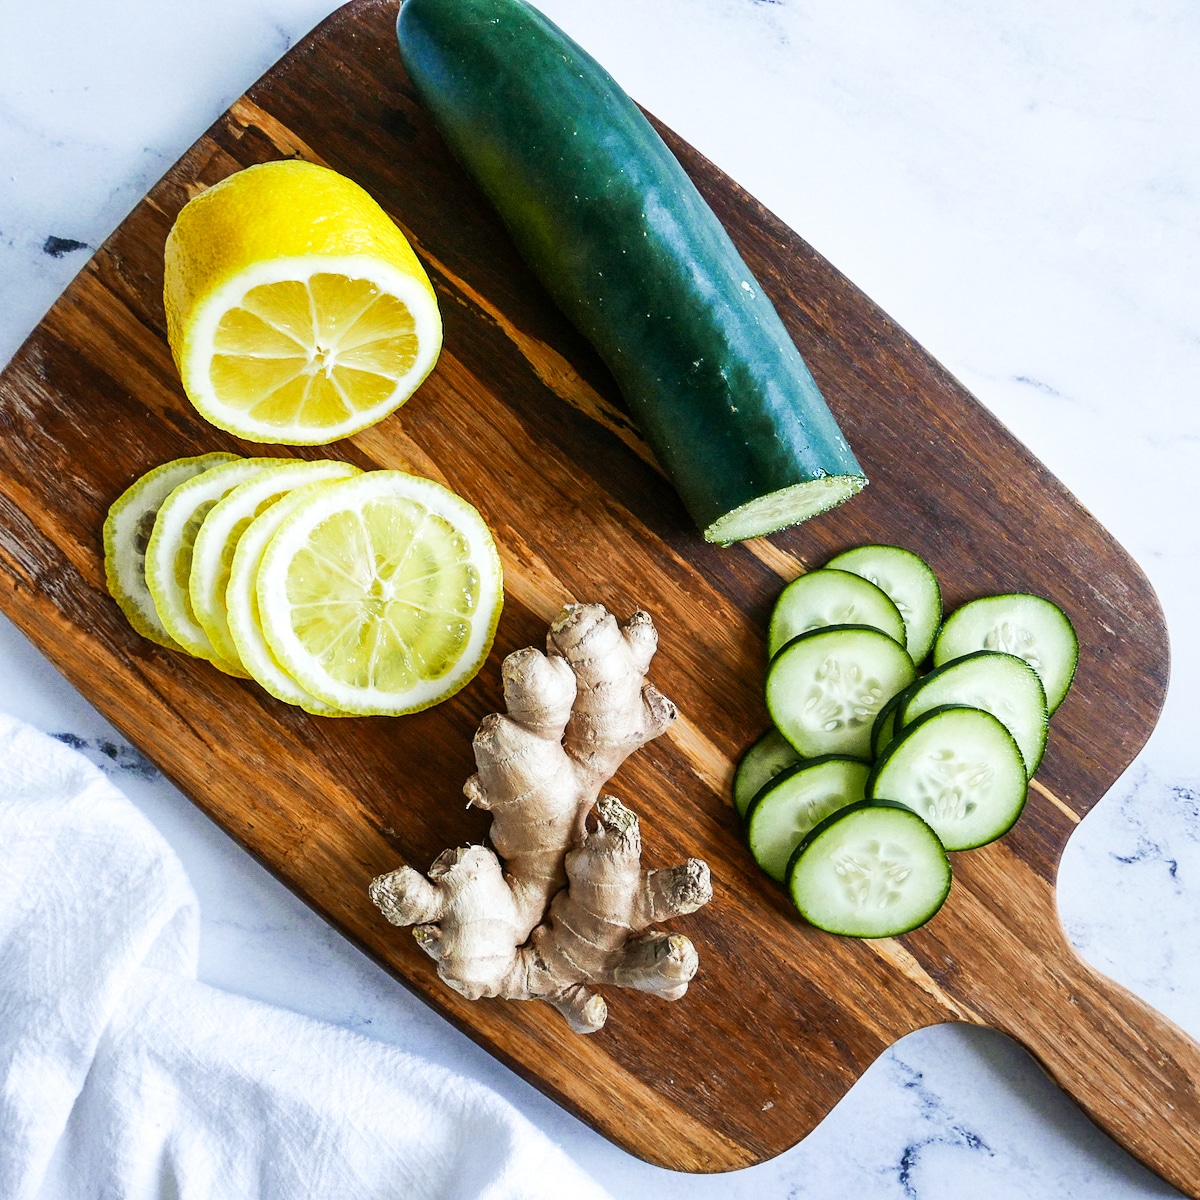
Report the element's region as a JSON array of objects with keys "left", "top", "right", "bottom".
[{"left": 369, "top": 603, "right": 712, "bottom": 1033}]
